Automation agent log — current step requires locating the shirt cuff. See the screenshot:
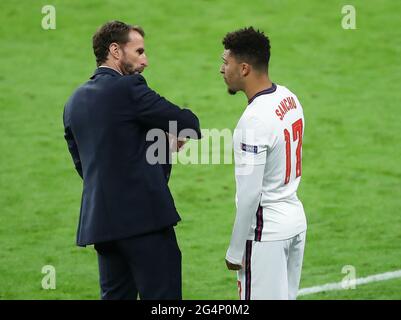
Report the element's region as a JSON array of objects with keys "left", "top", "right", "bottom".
[{"left": 225, "top": 249, "right": 243, "bottom": 265}]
